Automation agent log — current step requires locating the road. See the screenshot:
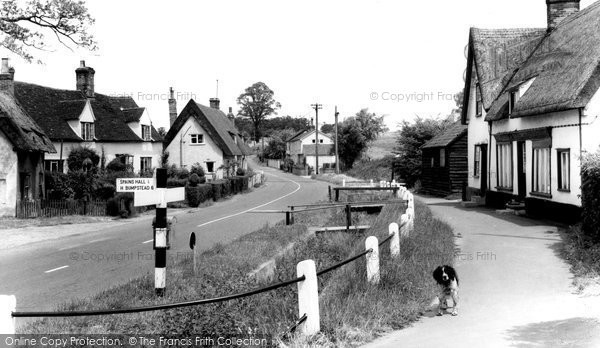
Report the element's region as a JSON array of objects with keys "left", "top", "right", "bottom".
[{"left": 0, "top": 164, "right": 330, "bottom": 329}]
